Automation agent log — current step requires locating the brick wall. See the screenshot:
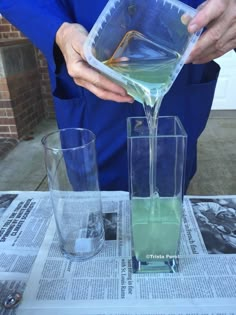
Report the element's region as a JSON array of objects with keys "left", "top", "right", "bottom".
[
  {"left": 0, "top": 40, "right": 45, "bottom": 138},
  {"left": 35, "top": 49, "right": 55, "bottom": 118},
  {"left": 0, "top": 16, "right": 55, "bottom": 139},
  {"left": 0, "top": 17, "right": 24, "bottom": 39}
]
